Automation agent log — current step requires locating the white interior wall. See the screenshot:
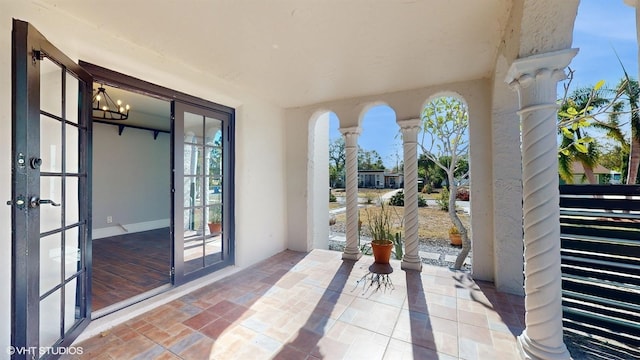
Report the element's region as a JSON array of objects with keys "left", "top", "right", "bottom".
[
  {"left": 1, "top": 2, "right": 288, "bottom": 351},
  {"left": 92, "top": 123, "right": 171, "bottom": 239}
]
